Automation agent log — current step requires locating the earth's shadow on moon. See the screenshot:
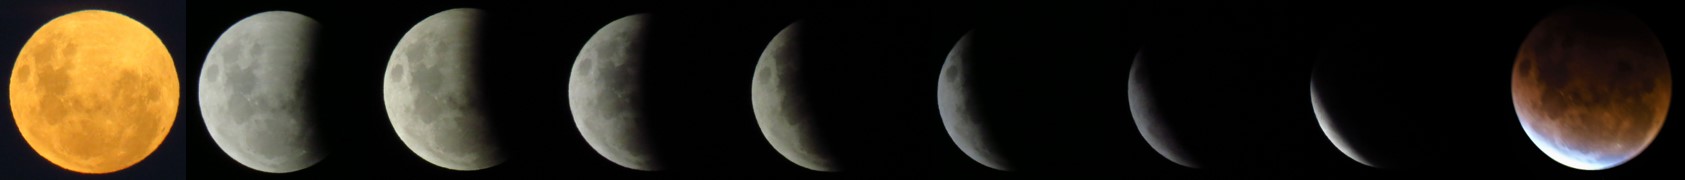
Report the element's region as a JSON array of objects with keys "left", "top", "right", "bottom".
[
  {"left": 1309, "top": 22, "right": 1456, "bottom": 170},
  {"left": 931, "top": 13, "right": 1135, "bottom": 175}
]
